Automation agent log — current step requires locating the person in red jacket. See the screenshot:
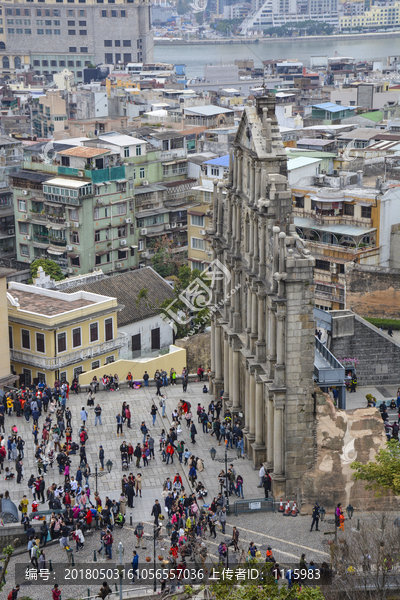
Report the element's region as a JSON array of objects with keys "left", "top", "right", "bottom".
[
  {"left": 125, "top": 405, "right": 131, "bottom": 429},
  {"left": 52, "top": 583, "right": 61, "bottom": 600},
  {"left": 166, "top": 443, "right": 174, "bottom": 465},
  {"left": 85, "top": 508, "right": 93, "bottom": 529}
]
